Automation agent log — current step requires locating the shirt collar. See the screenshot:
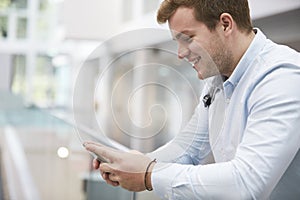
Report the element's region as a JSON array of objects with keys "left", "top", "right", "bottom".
[{"left": 223, "top": 28, "right": 267, "bottom": 98}]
